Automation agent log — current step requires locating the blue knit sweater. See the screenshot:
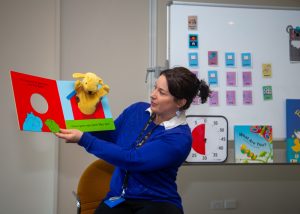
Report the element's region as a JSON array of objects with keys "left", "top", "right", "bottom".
[{"left": 78, "top": 102, "right": 192, "bottom": 210}]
